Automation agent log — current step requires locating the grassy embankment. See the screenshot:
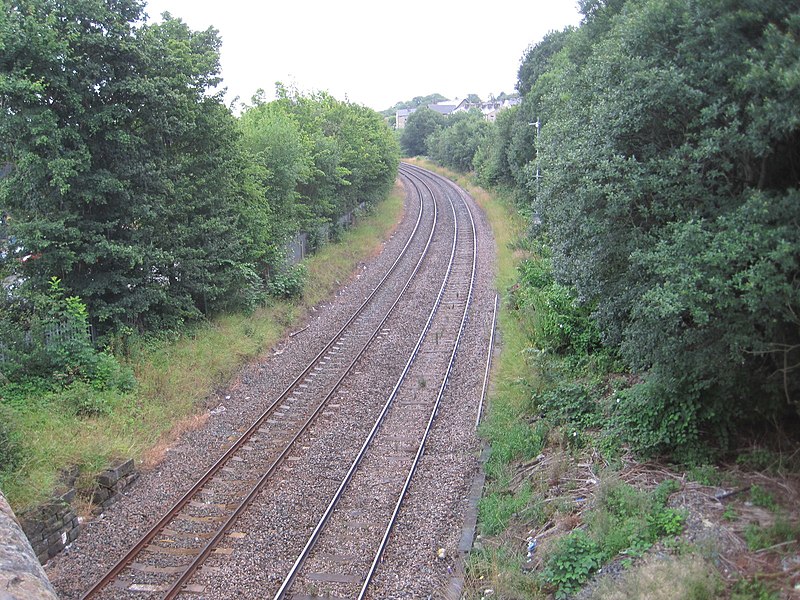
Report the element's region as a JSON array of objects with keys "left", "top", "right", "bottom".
[
  {"left": 0, "top": 182, "right": 405, "bottom": 511},
  {"left": 408, "top": 159, "right": 799, "bottom": 600}
]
